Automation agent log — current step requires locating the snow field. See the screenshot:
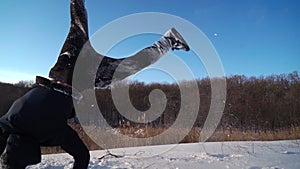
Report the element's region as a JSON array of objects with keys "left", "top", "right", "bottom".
[{"left": 27, "top": 140, "right": 300, "bottom": 169}]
